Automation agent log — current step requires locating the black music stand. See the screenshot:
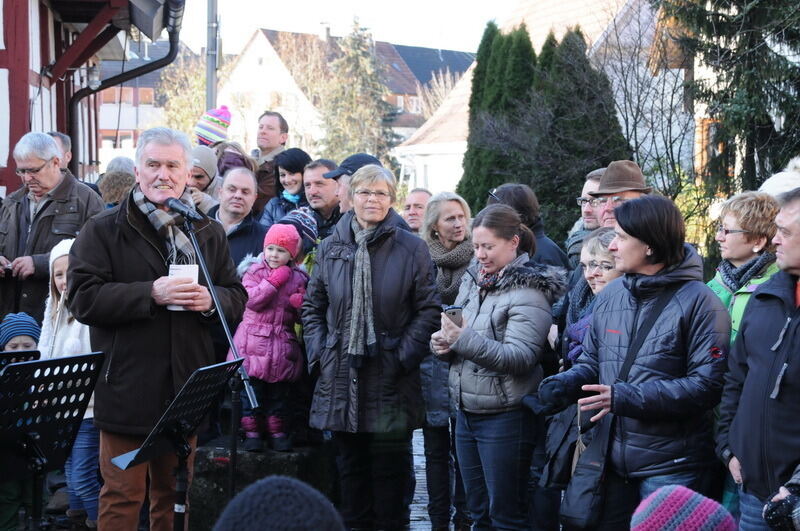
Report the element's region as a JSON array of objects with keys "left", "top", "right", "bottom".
[
  {"left": 0, "top": 350, "right": 40, "bottom": 369},
  {"left": 0, "top": 352, "right": 103, "bottom": 531},
  {"left": 180, "top": 215, "right": 259, "bottom": 499},
  {"left": 111, "top": 359, "right": 243, "bottom": 531}
]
